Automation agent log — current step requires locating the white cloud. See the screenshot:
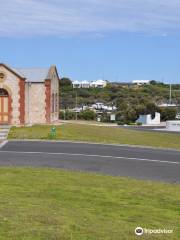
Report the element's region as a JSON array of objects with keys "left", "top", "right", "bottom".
[{"left": 1, "top": 0, "right": 180, "bottom": 37}]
